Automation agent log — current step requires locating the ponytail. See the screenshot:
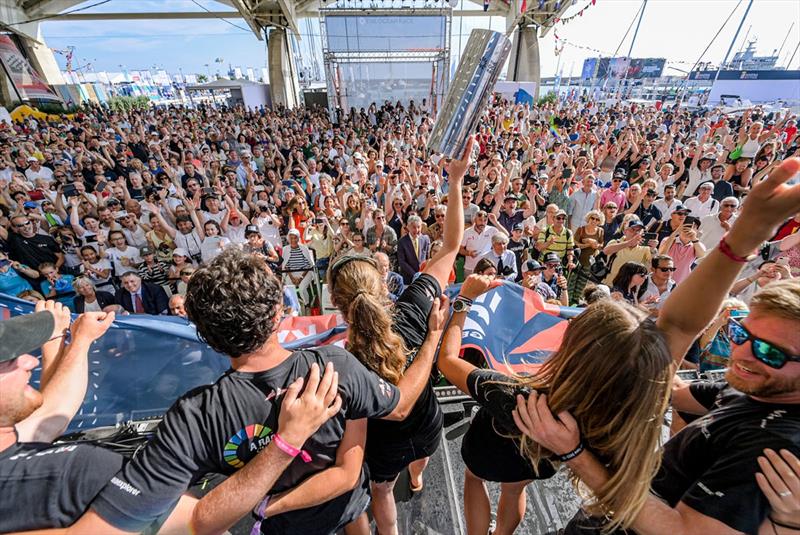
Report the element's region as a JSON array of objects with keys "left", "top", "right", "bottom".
[{"left": 347, "top": 292, "right": 408, "bottom": 384}]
